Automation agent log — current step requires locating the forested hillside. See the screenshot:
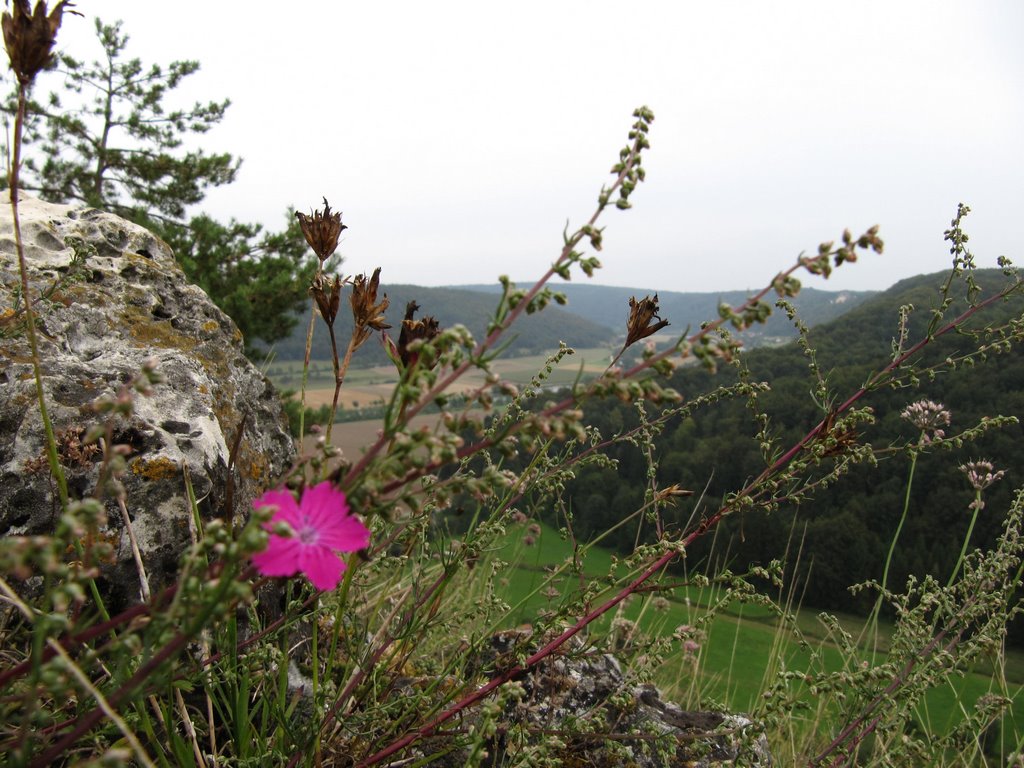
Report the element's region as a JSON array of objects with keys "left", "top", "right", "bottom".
[
  {"left": 532, "top": 269, "right": 1024, "bottom": 620},
  {"left": 457, "top": 282, "right": 876, "bottom": 346},
  {"left": 261, "top": 283, "right": 614, "bottom": 363},
  {"left": 265, "top": 280, "right": 875, "bottom": 365}
]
